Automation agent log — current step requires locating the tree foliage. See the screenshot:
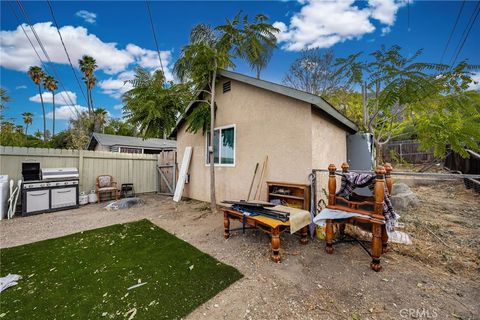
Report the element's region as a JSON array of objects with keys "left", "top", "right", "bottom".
[
  {"left": 413, "top": 90, "right": 480, "bottom": 158},
  {"left": 123, "top": 67, "right": 191, "bottom": 138},
  {"left": 79, "top": 55, "right": 97, "bottom": 116},
  {"left": 103, "top": 118, "right": 136, "bottom": 136},
  {"left": 44, "top": 75, "right": 58, "bottom": 136},
  {"left": 28, "top": 66, "right": 47, "bottom": 141},
  {"left": 174, "top": 12, "right": 278, "bottom": 211},
  {"left": 340, "top": 45, "right": 478, "bottom": 162},
  {"left": 0, "top": 87, "right": 10, "bottom": 110},
  {"left": 283, "top": 49, "right": 360, "bottom": 97}
]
